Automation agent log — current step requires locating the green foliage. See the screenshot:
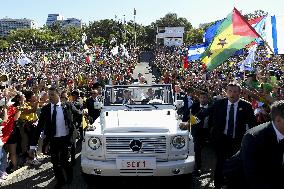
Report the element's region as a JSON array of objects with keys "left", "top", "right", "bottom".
[
  {"left": 1, "top": 10, "right": 267, "bottom": 50},
  {"left": 151, "top": 13, "right": 192, "bottom": 32},
  {"left": 90, "top": 36, "right": 106, "bottom": 46},
  {"left": 0, "top": 39, "right": 9, "bottom": 50},
  {"left": 185, "top": 28, "right": 204, "bottom": 45},
  {"left": 244, "top": 10, "right": 268, "bottom": 20},
  {"left": 87, "top": 19, "right": 123, "bottom": 45}
]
